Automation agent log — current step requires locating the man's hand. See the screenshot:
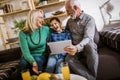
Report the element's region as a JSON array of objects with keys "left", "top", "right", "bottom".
[
  {"left": 32, "top": 62, "right": 41, "bottom": 74},
  {"left": 64, "top": 45, "right": 77, "bottom": 55}
]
